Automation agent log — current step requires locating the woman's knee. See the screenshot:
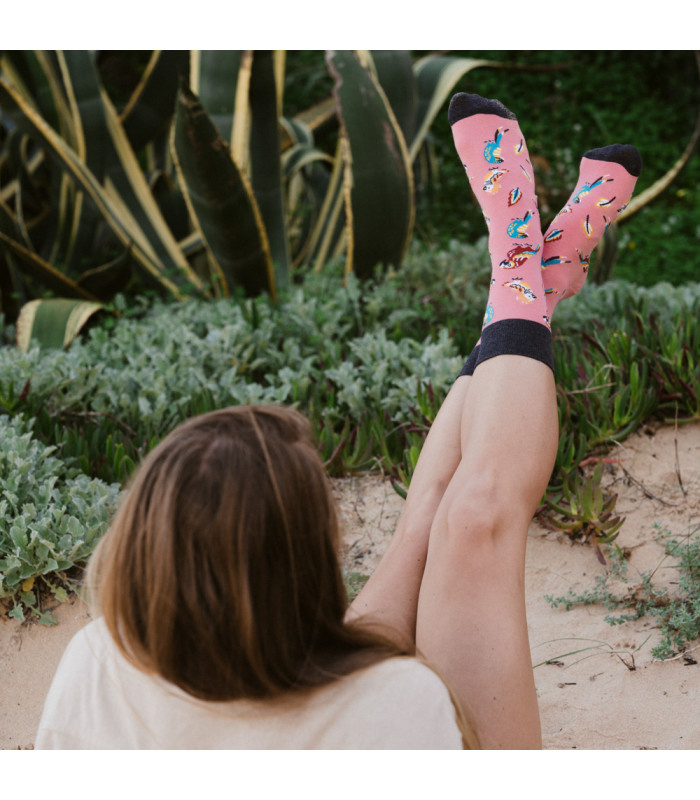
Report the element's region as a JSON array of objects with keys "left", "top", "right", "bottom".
[{"left": 439, "top": 471, "right": 530, "bottom": 549}]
